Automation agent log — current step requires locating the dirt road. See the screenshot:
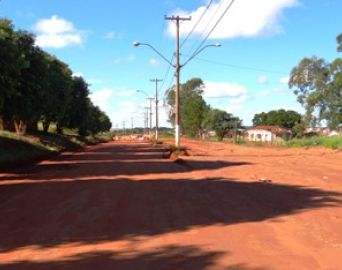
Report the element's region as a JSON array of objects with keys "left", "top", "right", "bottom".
[{"left": 0, "top": 139, "right": 341, "bottom": 269}]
